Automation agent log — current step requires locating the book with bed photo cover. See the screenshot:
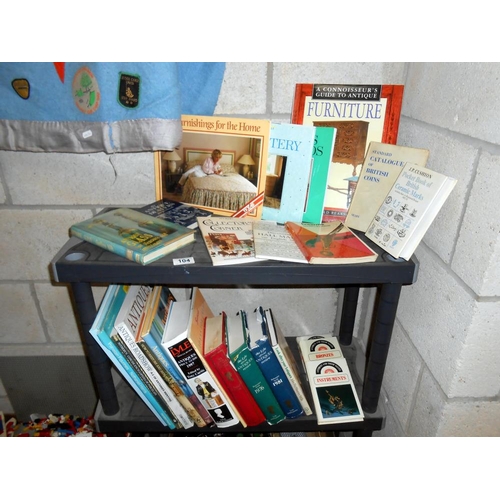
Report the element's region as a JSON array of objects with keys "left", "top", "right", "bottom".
[{"left": 167, "top": 115, "right": 271, "bottom": 220}]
